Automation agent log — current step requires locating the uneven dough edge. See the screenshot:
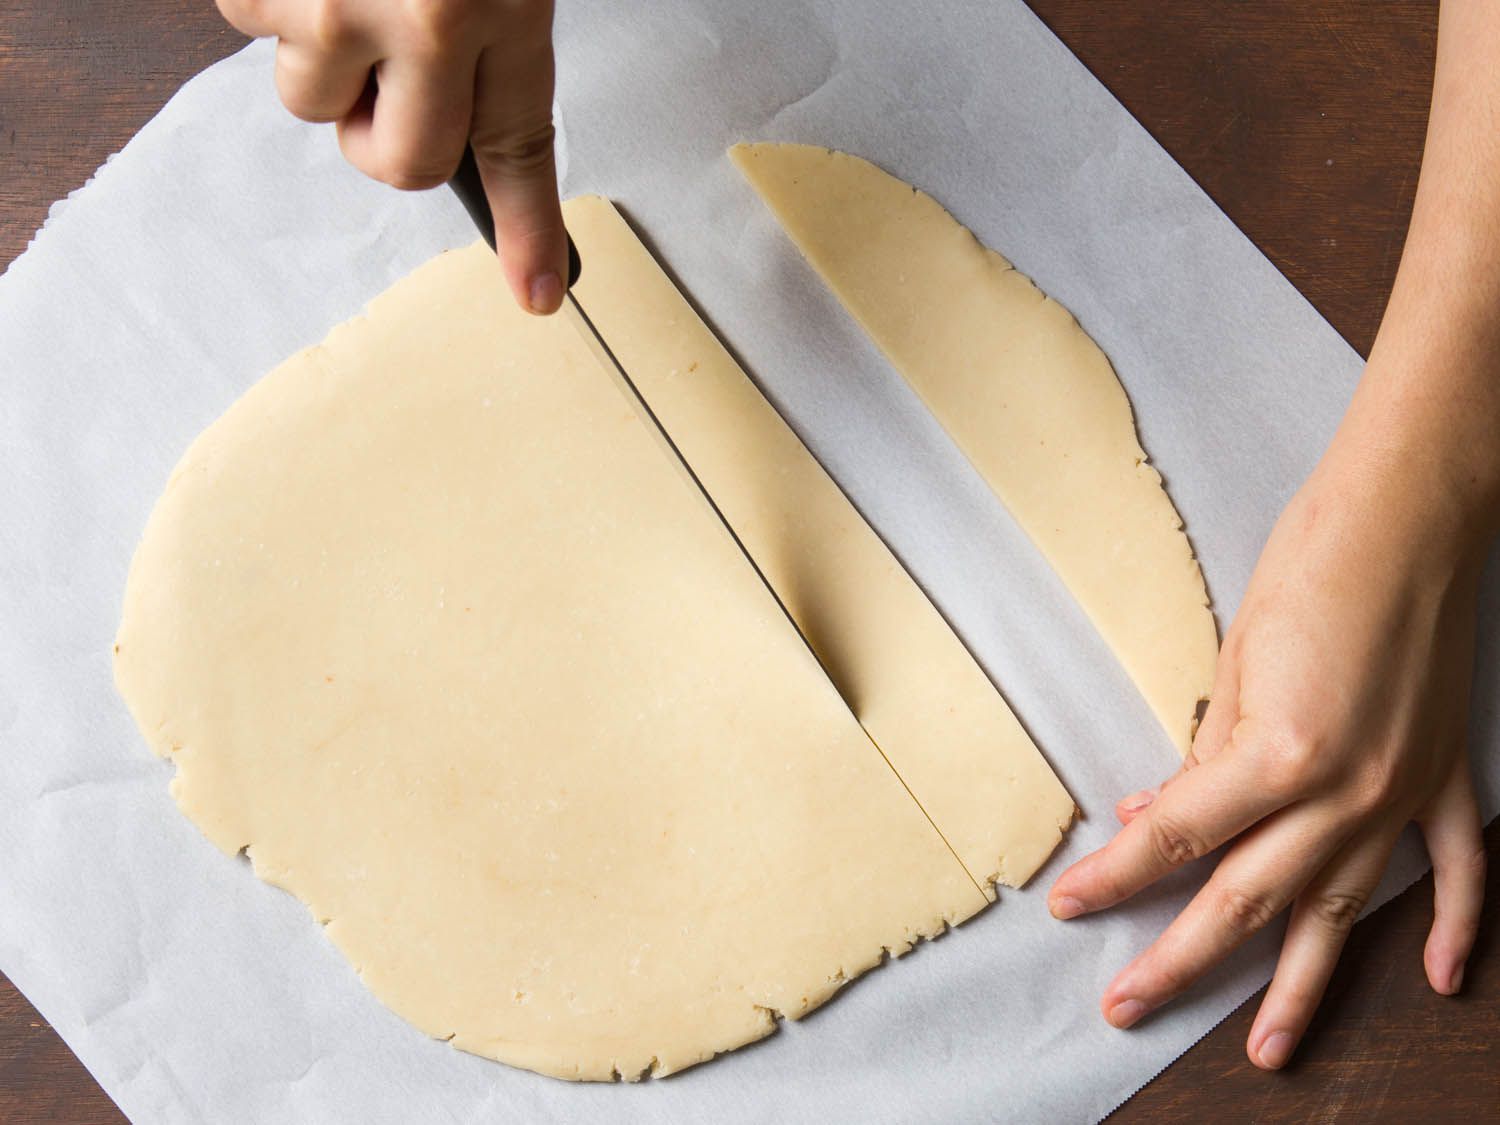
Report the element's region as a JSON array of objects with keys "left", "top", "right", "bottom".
[
  {"left": 731, "top": 142, "right": 1219, "bottom": 756},
  {"left": 114, "top": 220, "right": 993, "bottom": 1081}
]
